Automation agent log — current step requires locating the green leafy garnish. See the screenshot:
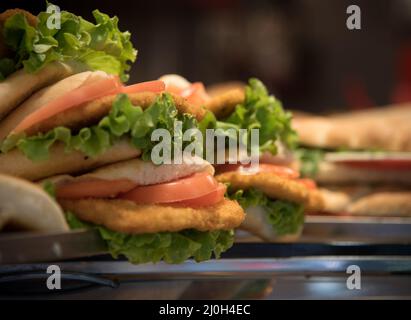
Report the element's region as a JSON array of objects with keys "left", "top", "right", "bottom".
[
  {"left": 42, "top": 180, "right": 56, "bottom": 199},
  {"left": 1, "top": 93, "right": 200, "bottom": 161},
  {"left": 294, "top": 147, "right": 324, "bottom": 178},
  {"left": 215, "top": 78, "right": 298, "bottom": 154},
  {"left": 230, "top": 187, "right": 304, "bottom": 236},
  {"left": 0, "top": 4, "right": 136, "bottom": 81},
  {"left": 66, "top": 212, "right": 234, "bottom": 264}
]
